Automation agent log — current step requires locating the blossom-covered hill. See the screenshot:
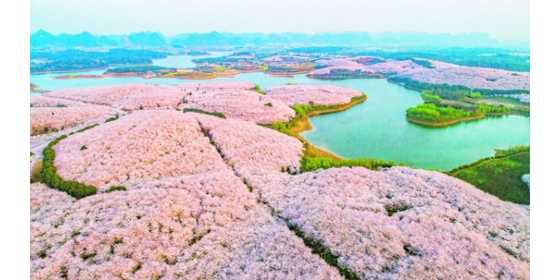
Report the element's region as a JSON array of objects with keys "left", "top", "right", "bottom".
[
  {"left": 43, "top": 84, "right": 188, "bottom": 111},
  {"left": 246, "top": 167, "right": 529, "bottom": 279},
  {"left": 30, "top": 97, "right": 118, "bottom": 136},
  {"left": 265, "top": 85, "right": 363, "bottom": 106},
  {"left": 30, "top": 106, "right": 529, "bottom": 279},
  {"left": 41, "top": 83, "right": 297, "bottom": 124},
  {"left": 180, "top": 89, "right": 295, "bottom": 124},
  {"left": 308, "top": 58, "right": 529, "bottom": 91}
]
